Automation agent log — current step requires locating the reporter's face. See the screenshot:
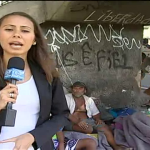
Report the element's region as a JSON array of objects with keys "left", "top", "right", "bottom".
[
  {"left": 0, "top": 15, "right": 35, "bottom": 57},
  {"left": 72, "top": 86, "right": 86, "bottom": 98}
]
